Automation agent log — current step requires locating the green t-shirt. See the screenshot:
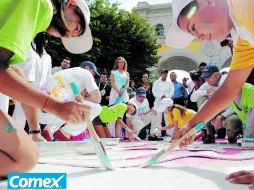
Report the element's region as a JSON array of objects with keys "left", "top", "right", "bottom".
[
  {"left": 99, "top": 103, "right": 127, "bottom": 123},
  {"left": 230, "top": 83, "right": 254, "bottom": 124},
  {"left": 0, "top": 0, "right": 53, "bottom": 64}
]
